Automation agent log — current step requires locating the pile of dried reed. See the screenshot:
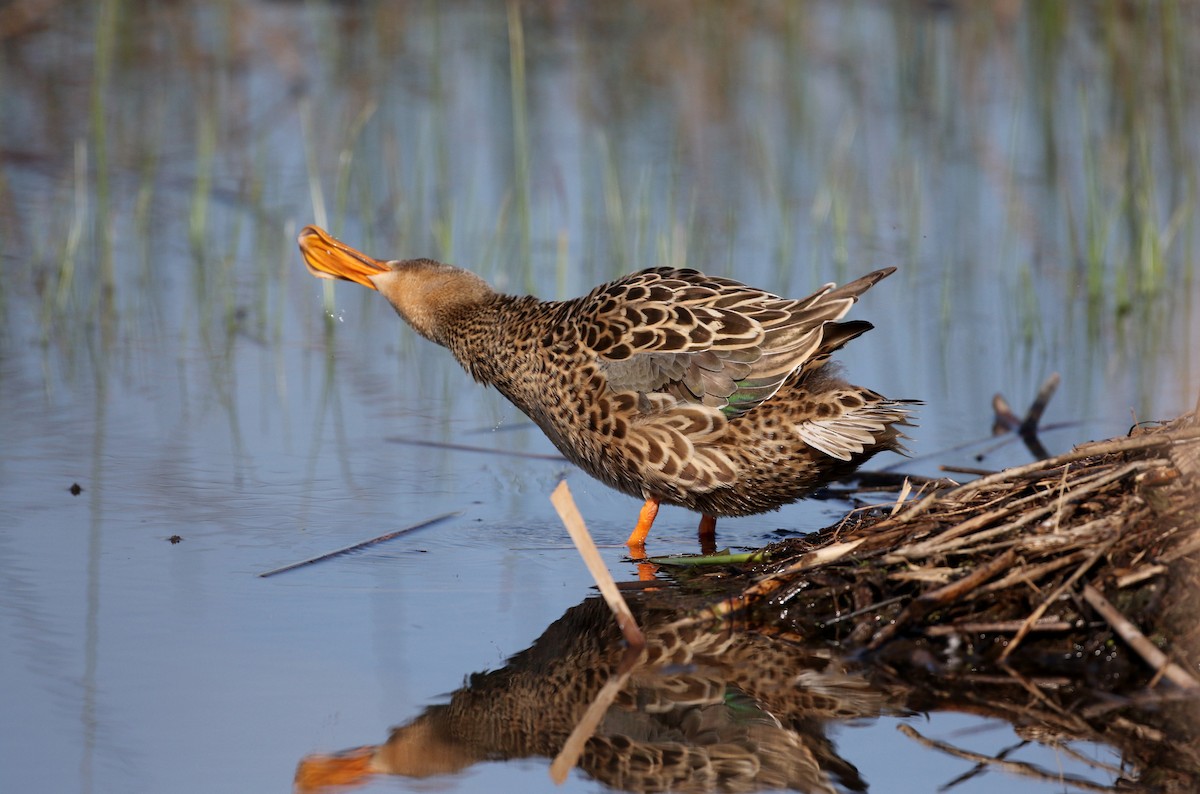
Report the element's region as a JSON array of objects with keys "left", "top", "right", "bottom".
[{"left": 678, "top": 408, "right": 1200, "bottom": 790}]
